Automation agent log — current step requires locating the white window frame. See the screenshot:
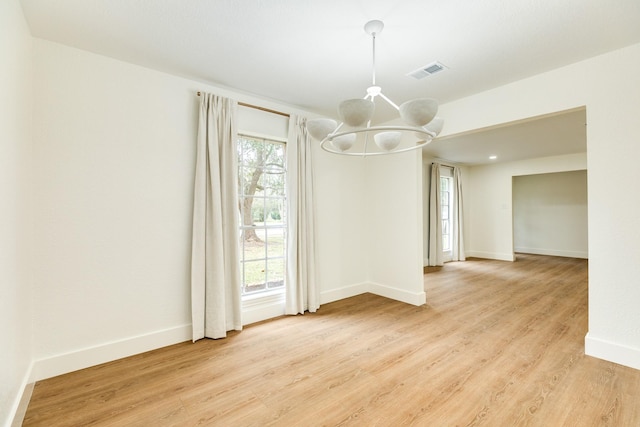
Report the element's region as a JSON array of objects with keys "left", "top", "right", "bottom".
[
  {"left": 237, "top": 133, "right": 287, "bottom": 300},
  {"left": 440, "top": 168, "right": 454, "bottom": 262}
]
